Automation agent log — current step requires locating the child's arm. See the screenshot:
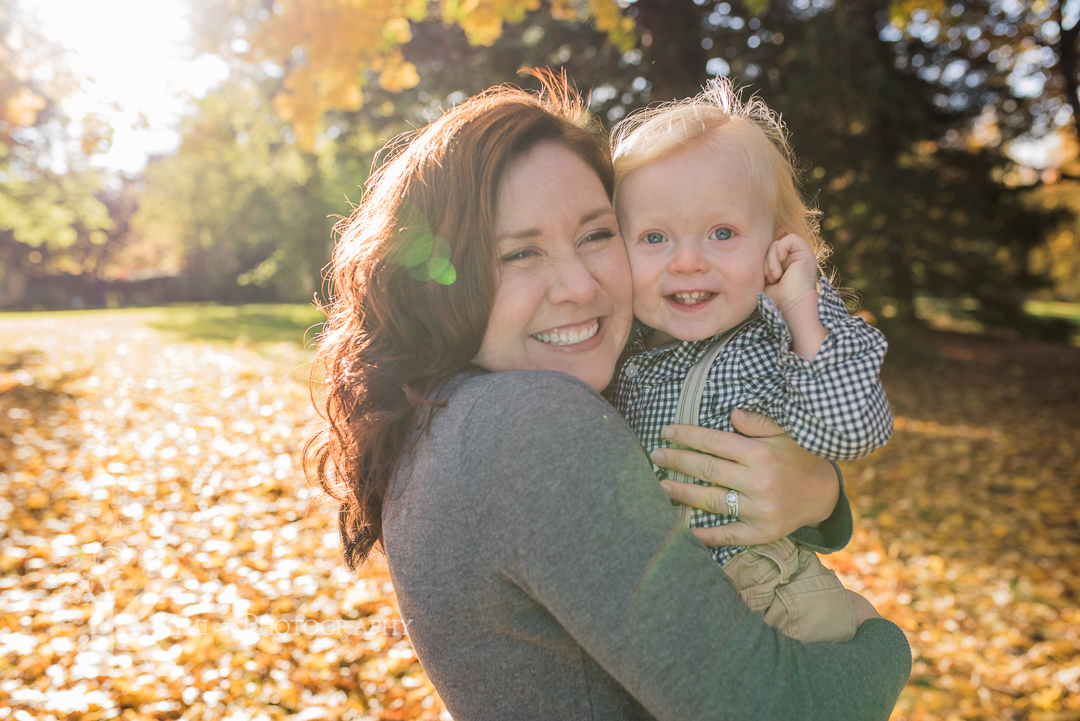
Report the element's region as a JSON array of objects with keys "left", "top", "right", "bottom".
[
  {"left": 764, "top": 234, "right": 827, "bottom": 361},
  {"left": 752, "top": 244, "right": 892, "bottom": 461}
]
